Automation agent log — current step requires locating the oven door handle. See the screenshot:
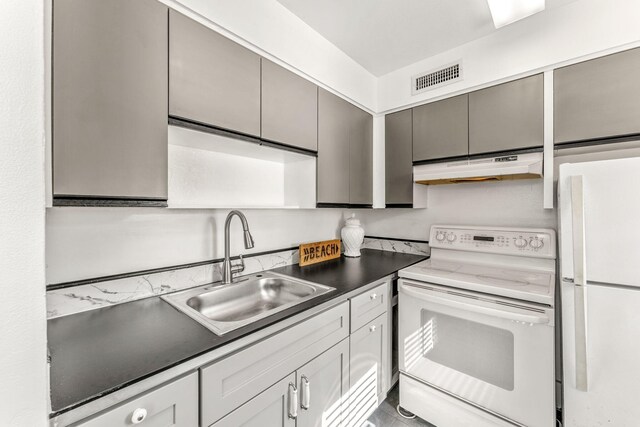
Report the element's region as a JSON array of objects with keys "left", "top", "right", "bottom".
[{"left": 400, "top": 284, "right": 550, "bottom": 325}]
